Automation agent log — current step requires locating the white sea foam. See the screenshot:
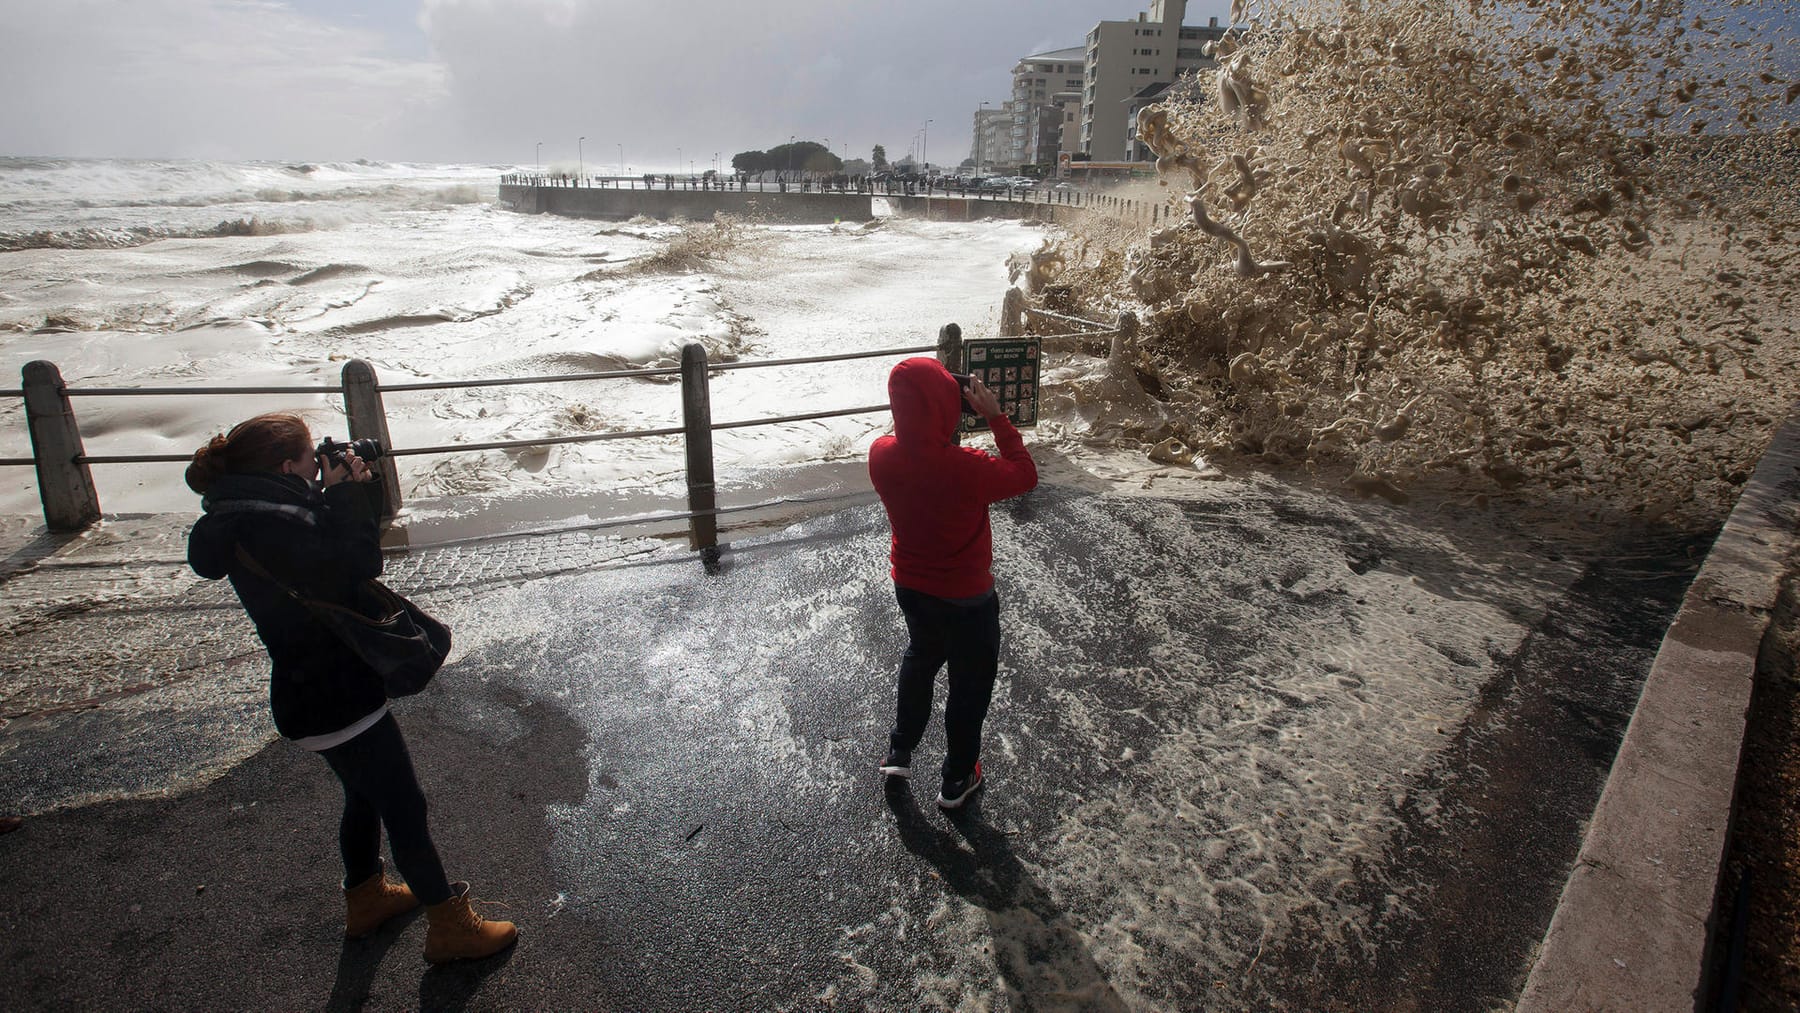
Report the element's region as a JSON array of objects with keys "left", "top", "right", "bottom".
[{"left": 0, "top": 161, "right": 1045, "bottom": 518}]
